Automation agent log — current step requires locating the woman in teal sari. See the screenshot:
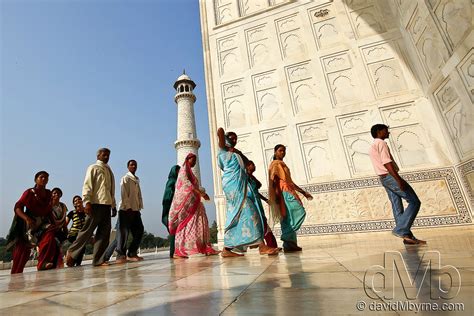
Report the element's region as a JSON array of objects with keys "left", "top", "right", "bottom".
[
  {"left": 162, "top": 165, "right": 180, "bottom": 258},
  {"left": 268, "top": 144, "right": 313, "bottom": 252},
  {"left": 217, "top": 128, "right": 278, "bottom": 257}
]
